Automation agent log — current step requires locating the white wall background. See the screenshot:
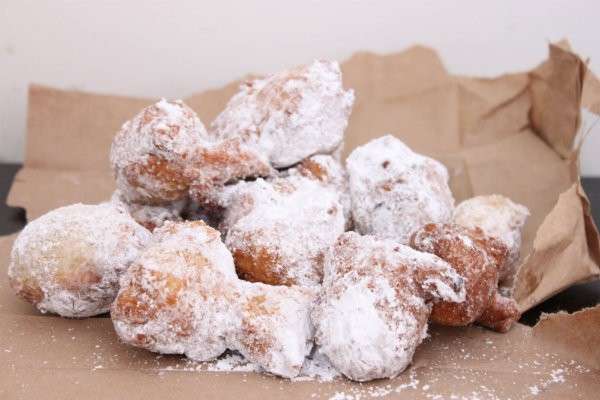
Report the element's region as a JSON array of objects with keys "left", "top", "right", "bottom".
[{"left": 1, "top": 0, "right": 599, "bottom": 174}]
